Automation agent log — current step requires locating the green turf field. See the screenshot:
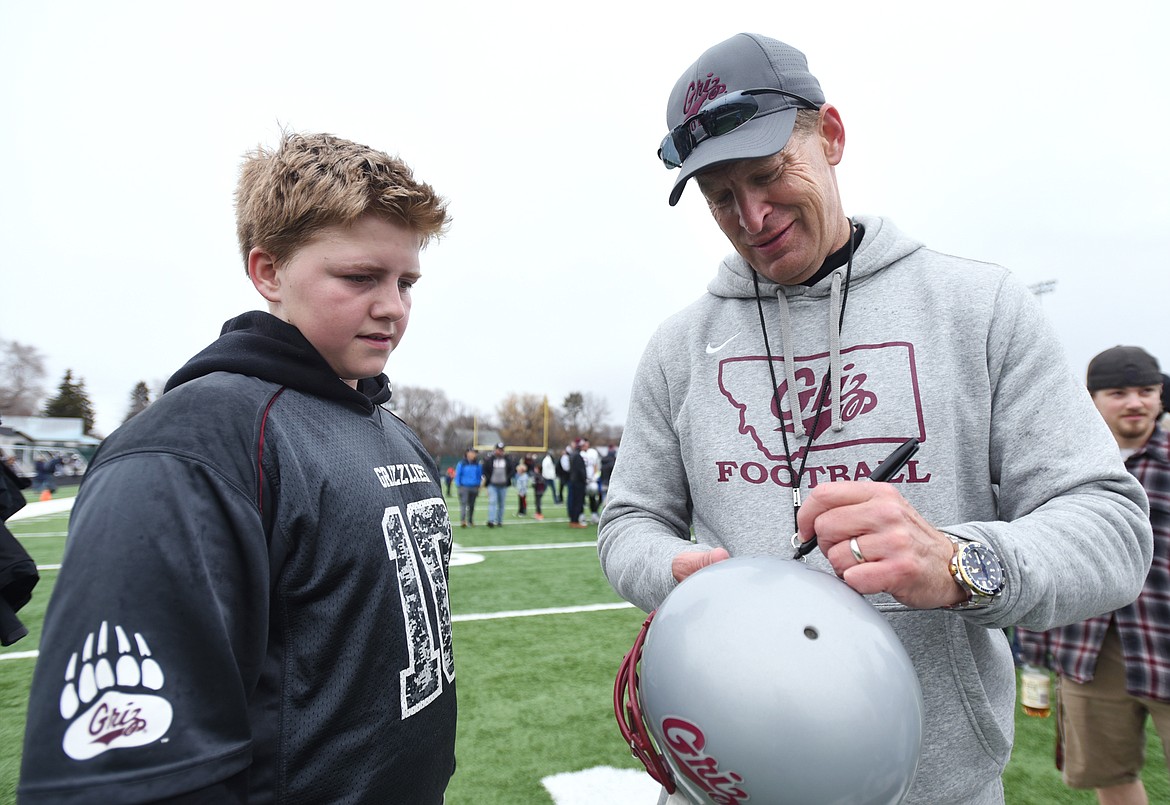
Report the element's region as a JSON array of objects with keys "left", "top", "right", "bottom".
[{"left": 2, "top": 488, "right": 1167, "bottom": 804}]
